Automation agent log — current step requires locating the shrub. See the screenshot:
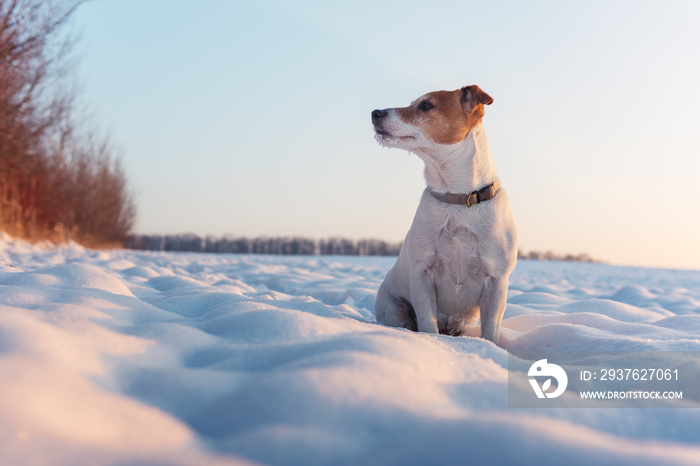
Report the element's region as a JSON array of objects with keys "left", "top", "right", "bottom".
[{"left": 0, "top": 0, "right": 135, "bottom": 246}]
